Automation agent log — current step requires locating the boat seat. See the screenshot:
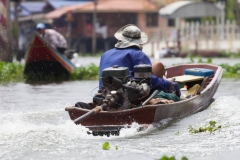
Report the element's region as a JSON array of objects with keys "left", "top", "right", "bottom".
[
  {"left": 171, "top": 75, "right": 204, "bottom": 89},
  {"left": 172, "top": 75, "right": 205, "bottom": 83}
]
